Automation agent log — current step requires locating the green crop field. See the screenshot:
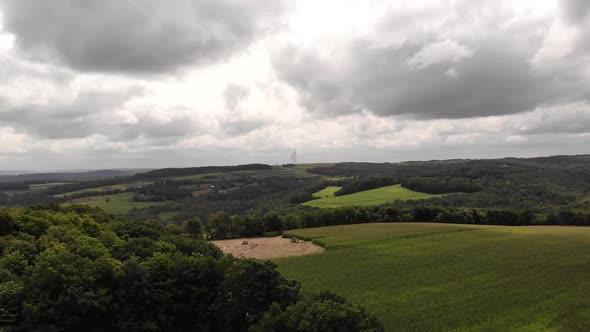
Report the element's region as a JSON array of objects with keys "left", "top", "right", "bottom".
[
  {"left": 275, "top": 223, "right": 590, "bottom": 331},
  {"left": 28, "top": 182, "right": 72, "bottom": 191},
  {"left": 55, "top": 187, "right": 106, "bottom": 197},
  {"left": 67, "top": 192, "right": 164, "bottom": 214},
  {"left": 312, "top": 186, "right": 342, "bottom": 198},
  {"left": 302, "top": 184, "right": 445, "bottom": 208},
  {"left": 54, "top": 182, "right": 151, "bottom": 198}
]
